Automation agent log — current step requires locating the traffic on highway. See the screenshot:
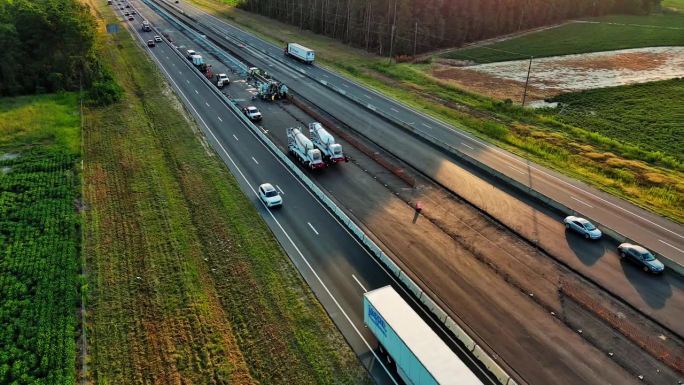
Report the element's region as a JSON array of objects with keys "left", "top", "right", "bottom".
[{"left": 112, "top": 1, "right": 683, "bottom": 384}]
